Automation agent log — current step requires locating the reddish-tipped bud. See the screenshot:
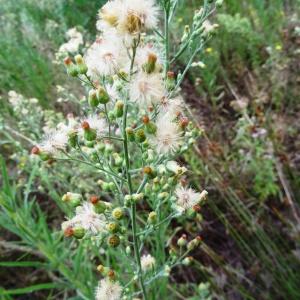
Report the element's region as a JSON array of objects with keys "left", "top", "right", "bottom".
[
  {"left": 90, "top": 195, "right": 99, "bottom": 205},
  {"left": 81, "top": 121, "right": 90, "bottom": 130},
  {"left": 63, "top": 57, "right": 72, "bottom": 66},
  {"left": 31, "top": 146, "right": 40, "bottom": 155},
  {"left": 142, "top": 115, "right": 150, "bottom": 124},
  {"left": 167, "top": 71, "right": 175, "bottom": 79},
  {"left": 64, "top": 227, "right": 74, "bottom": 237},
  {"left": 193, "top": 204, "right": 201, "bottom": 213},
  {"left": 179, "top": 117, "right": 189, "bottom": 129}
]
